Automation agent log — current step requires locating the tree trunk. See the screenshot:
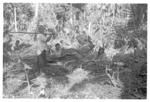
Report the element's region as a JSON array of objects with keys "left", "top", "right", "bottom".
[
  {"left": 70, "top": 4, "right": 73, "bottom": 25},
  {"left": 14, "top": 7, "right": 17, "bottom": 32},
  {"left": 88, "top": 22, "right": 91, "bottom": 36},
  {"left": 35, "top": 3, "right": 39, "bottom": 18},
  {"left": 33, "top": 3, "right": 39, "bottom": 41}
]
